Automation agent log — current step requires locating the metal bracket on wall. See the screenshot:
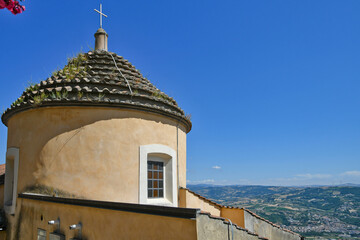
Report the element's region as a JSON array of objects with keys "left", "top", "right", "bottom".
[{"left": 69, "top": 222, "right": 82, "bottom": 239}]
